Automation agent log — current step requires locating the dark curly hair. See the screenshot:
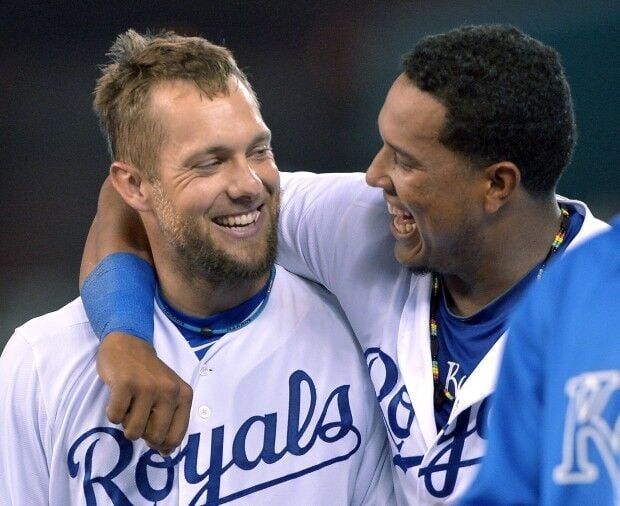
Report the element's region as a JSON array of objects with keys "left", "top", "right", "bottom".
[{"left": 402, "top": 25, "right": 575, "bottom": 196}]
